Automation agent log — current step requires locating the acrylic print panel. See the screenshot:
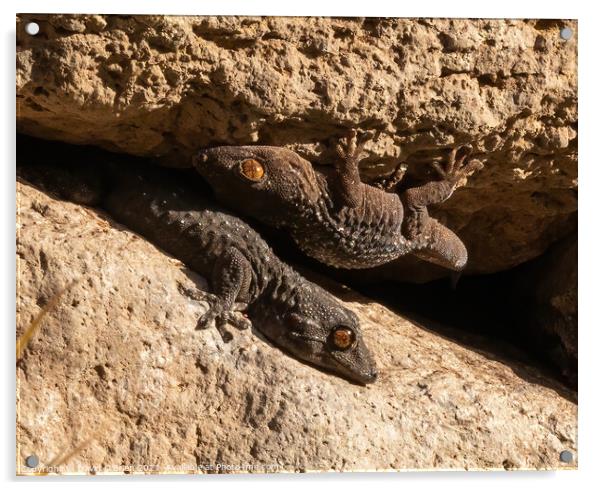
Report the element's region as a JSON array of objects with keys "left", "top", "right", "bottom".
[{"left": 16, "top": 14, "right": 577, "bottom": 474}]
